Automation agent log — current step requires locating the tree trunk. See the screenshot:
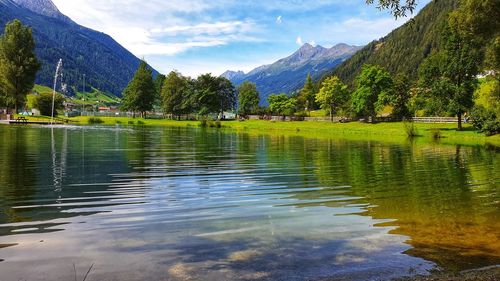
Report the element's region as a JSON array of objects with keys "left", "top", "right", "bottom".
[
  {"left": 457, "top": 113, "right": 463, "bottom": 131},
  {"left": 330, "top": 107, "right": 333, "bottom": 122}
]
